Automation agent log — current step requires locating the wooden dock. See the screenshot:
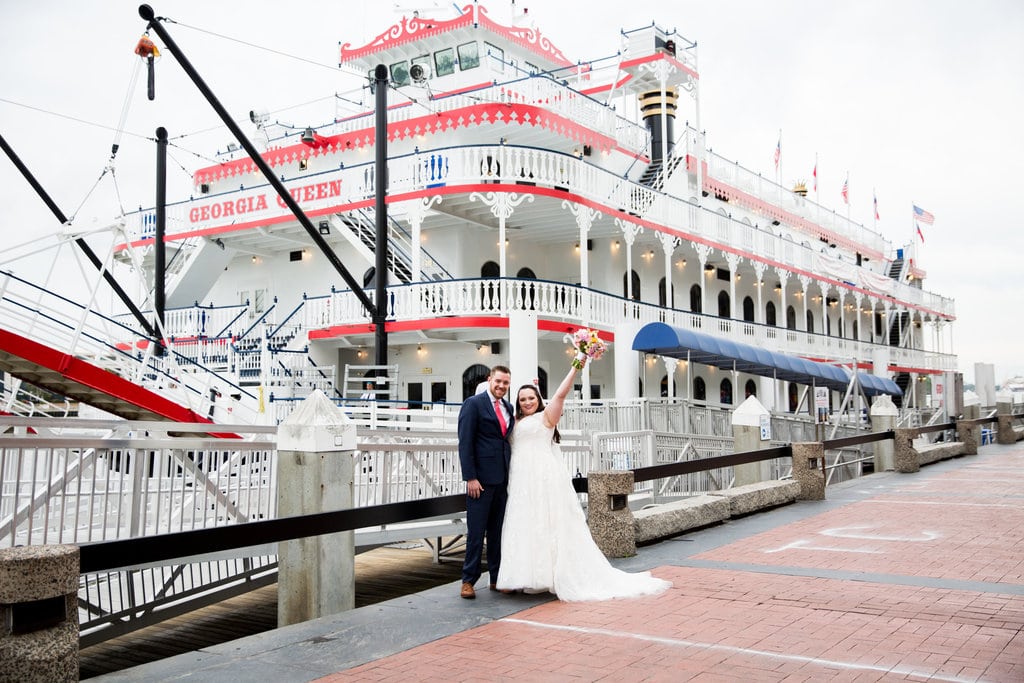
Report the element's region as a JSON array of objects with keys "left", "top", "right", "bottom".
[{"left": 79, "top": 542, "right": 465, "bottom": 679}]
